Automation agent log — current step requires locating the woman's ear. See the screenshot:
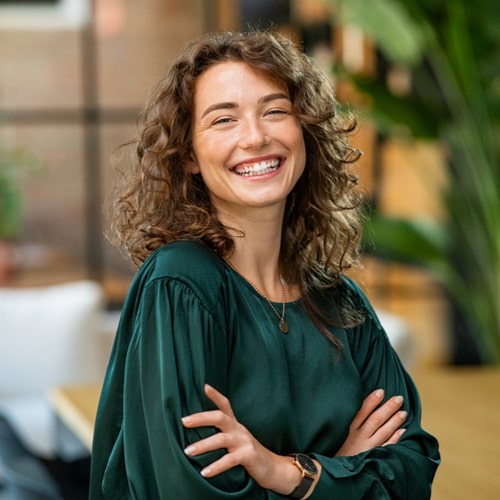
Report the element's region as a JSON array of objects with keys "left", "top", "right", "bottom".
[{"left": 186, "top": 152, "right": 200, "bottom": 174}]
